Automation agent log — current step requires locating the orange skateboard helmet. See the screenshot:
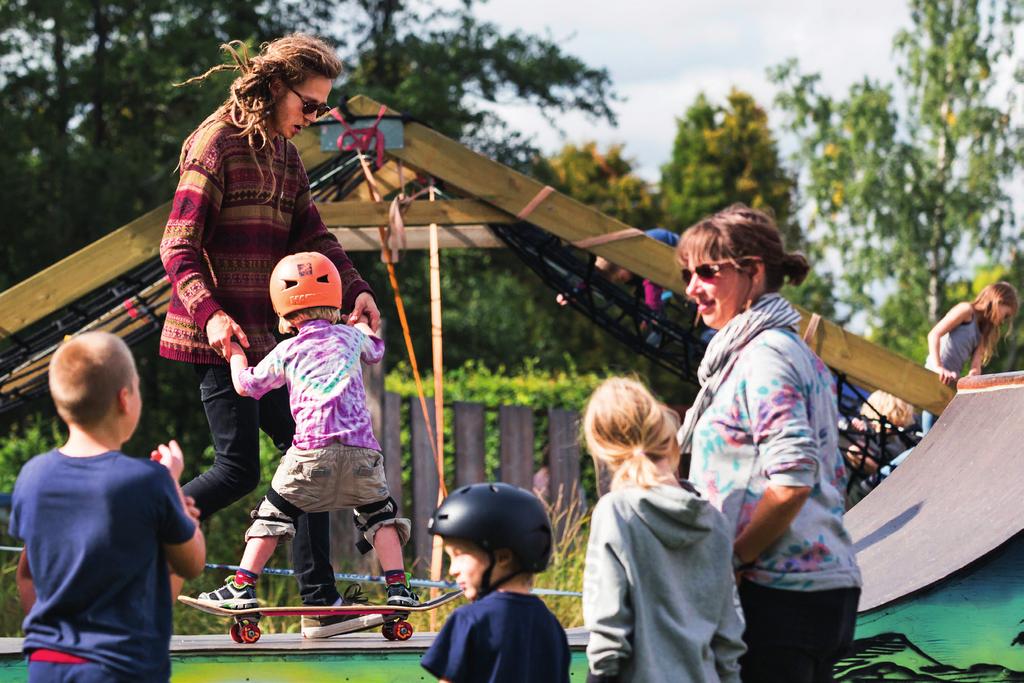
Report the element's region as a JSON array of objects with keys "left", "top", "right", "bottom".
[{"left": 269, "top": 252, "right": 342, "bottom": 317}]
